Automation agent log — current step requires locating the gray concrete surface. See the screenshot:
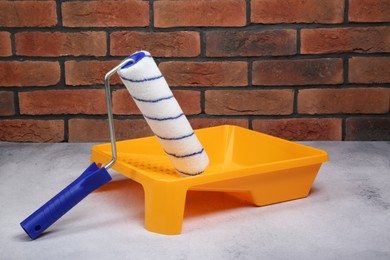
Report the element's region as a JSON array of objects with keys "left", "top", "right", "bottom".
[{"left": 0, "top": 141, "right": 389, "bottom": 260}]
